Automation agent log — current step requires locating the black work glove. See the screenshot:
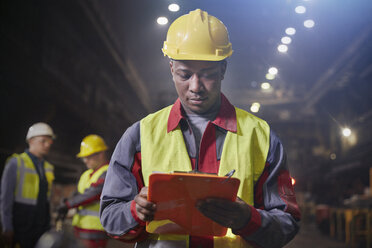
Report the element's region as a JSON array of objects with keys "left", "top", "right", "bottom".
[{"left": 56, "top": 200, "right": 69, "bottom": 221}]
